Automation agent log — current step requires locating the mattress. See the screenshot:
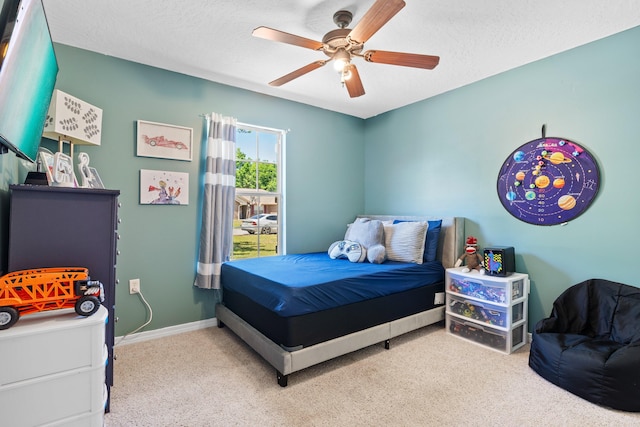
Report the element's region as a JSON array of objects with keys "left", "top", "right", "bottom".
[
  {"left": 221, "top": 252, "right": 445, "bottom": 317},
  {"left": 221, "top": 252, "right": 445, "bottom": 349}
]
